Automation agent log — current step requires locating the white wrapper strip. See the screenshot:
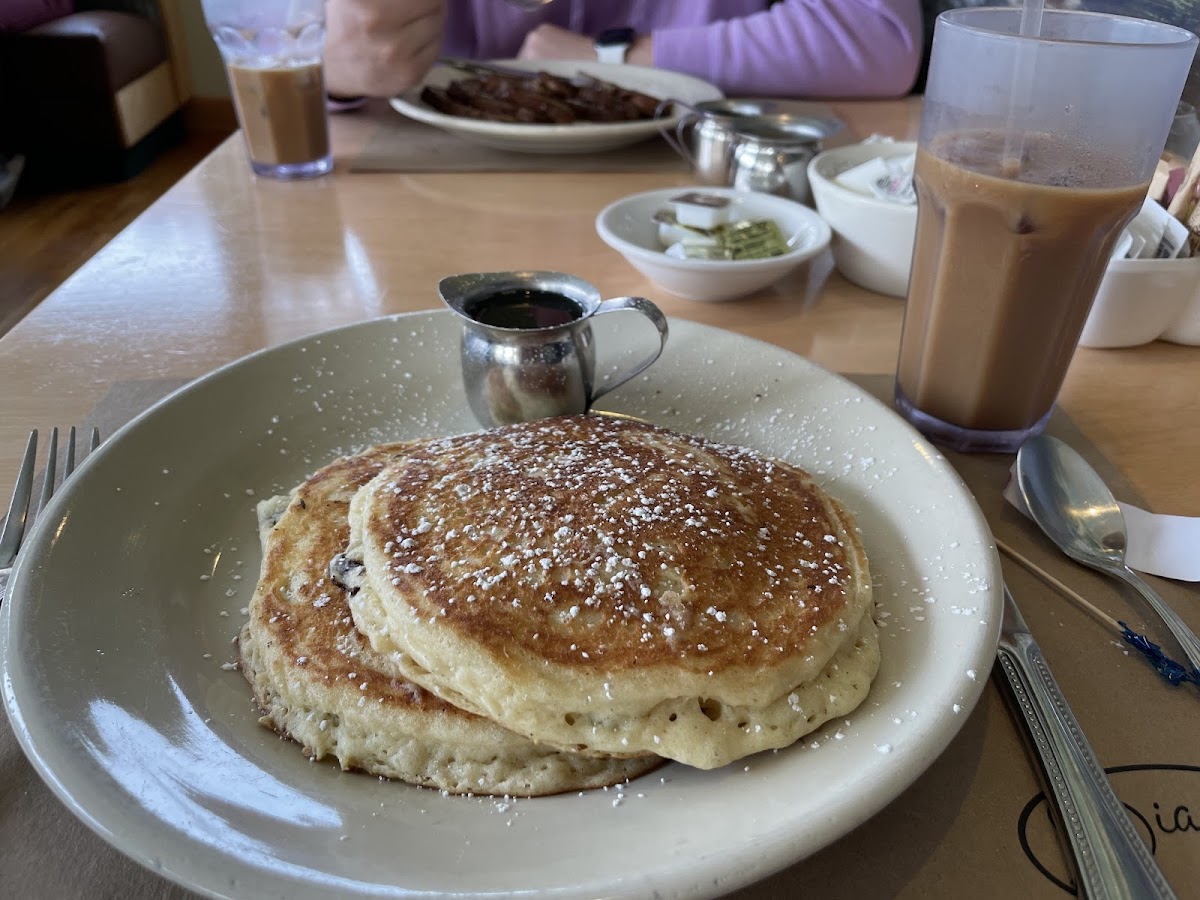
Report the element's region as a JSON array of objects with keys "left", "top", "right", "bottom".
[
  {"left": 1002, "top": 473, "right": 1200, "bottom": 583},
  {"left": 1119, "top": 504, "right": 1200, "bottom": 583}
]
